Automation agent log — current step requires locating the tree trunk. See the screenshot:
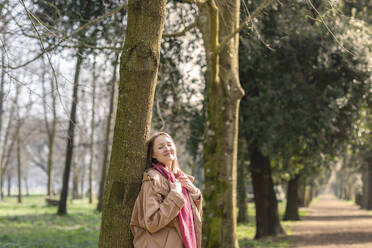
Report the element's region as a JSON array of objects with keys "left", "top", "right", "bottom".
[
  {"left": 197, "top": 1, "right": 244, "bottom": 247},
  {"left": 0, "top": 41, "right": 5, "bottom": 143},
  {"left": 72, "top": 163, "right": 80, "bottom": 199},
  {"left": 7, "top": 171, "right": 11, "bottom": 196},
  {"left": 57, "top": 48, "right": 83, "bottom": 215},
  {"left": 361, "top": 168, "right": 367, "bottom": 208},
  {"left": 237, "top": 158, "right": 248, "bottom": 223},
  {"left": 283, "top": 174, "right": 300, "bottom": 221},
  {"left": 98, "top": 0, "right": 167, "bottom": 247},
  {"left": 24, "top": 176, "right": 29, "bottom": 196},
  {"left": 16, "top": 84, "right": 22, "bottom": 204},
  {"left": 97, "top": 53, "right": 119, "bottom": 212},
  {"left": 41, "top": 61, "right": 58, "bottom": 199},
  {"left": 16, "top": 120, "right": 22, "bottom": 204},
  {"left": 366, "top": 164, "right": 372, "bottom": 210},
  {"left": 80, "top": 163, "right": 86, "bottom": 198},
  {"left": 89, "top": 59, "right": 97, "bottom": 204},
  {"left": 0, "top": 101, "right": 15, "bottom": 201},
  {"left": 304, "top": 185, "right": 312, "bottom": 207},
  {"left": 250, "top": 144, "right": 284, "bottom": 239},
  {"left": 0, "top": 133, "right": 15, "bottom": 200}
]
